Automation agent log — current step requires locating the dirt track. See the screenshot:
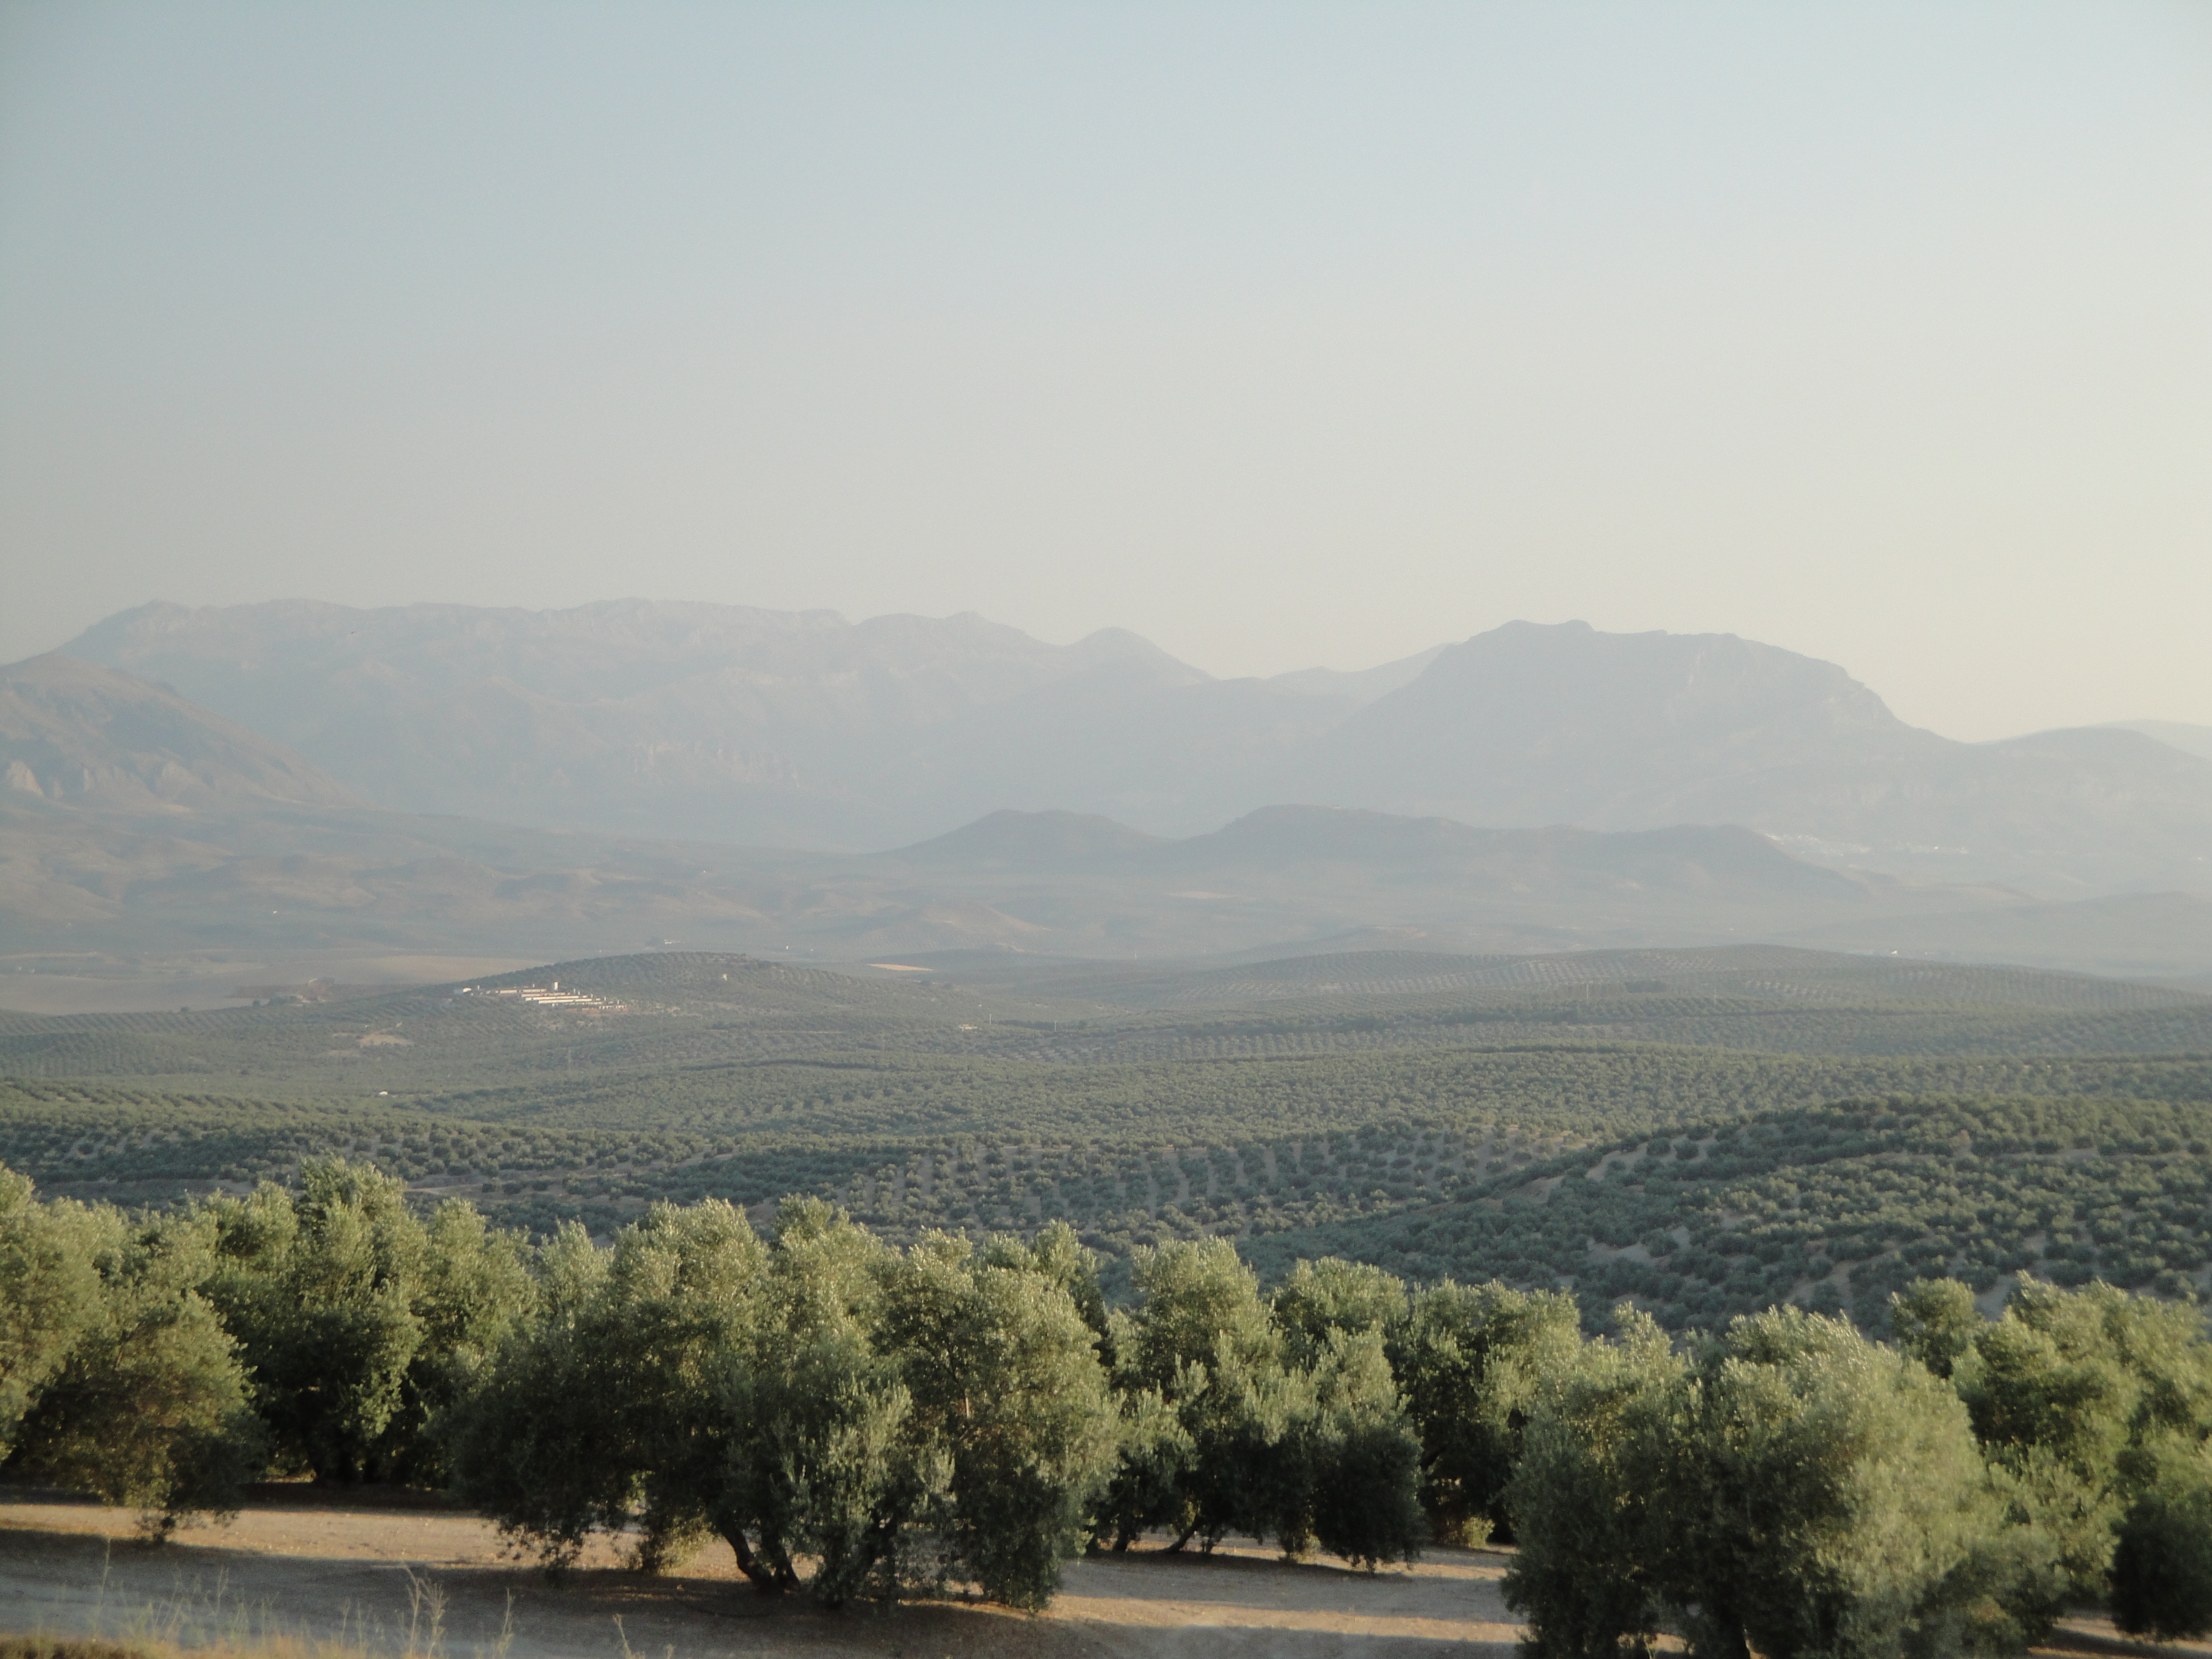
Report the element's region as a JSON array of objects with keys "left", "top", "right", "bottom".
[
  {"left": 8, "top": 1494, "right": 2203, "bottom": 1659},
  {"left": 0, "top": 1494, "right": 1518, "bottom": 1658}
]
